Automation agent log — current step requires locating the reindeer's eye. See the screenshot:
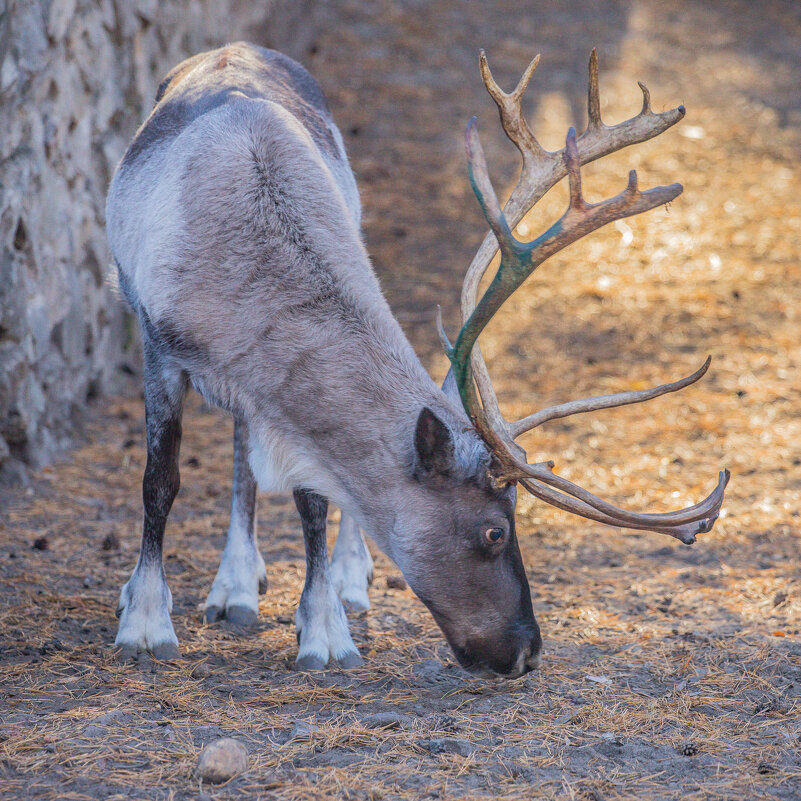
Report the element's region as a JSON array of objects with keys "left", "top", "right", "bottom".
[{"left": 484, "top": 527, "right": 505, "bottom": 545}]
